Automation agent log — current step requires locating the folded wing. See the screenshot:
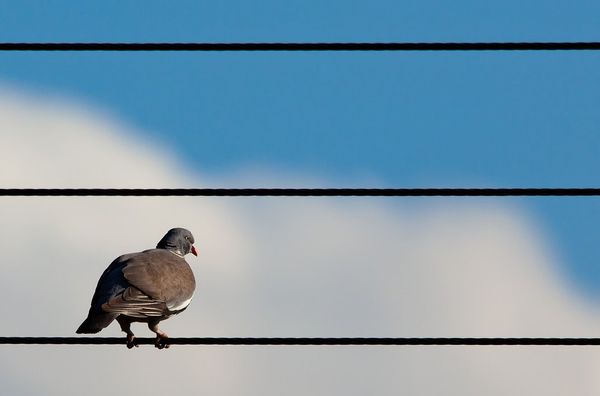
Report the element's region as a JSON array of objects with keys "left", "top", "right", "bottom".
[{"left": 102, "top": 286, "right": 168, "bottom": 318}]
